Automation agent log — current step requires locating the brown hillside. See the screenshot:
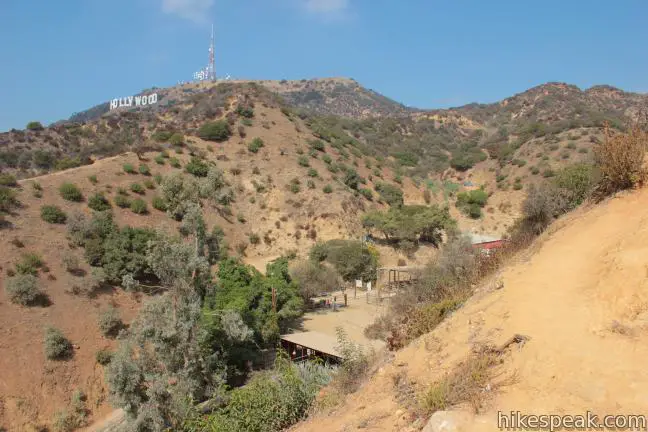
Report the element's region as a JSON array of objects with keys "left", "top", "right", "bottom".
[
  {"left": 0, "top": 95, "right": 410, "bottom": 430},
  {"left": 293, "top": 187, "right": 648, "bottom": 431}
]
